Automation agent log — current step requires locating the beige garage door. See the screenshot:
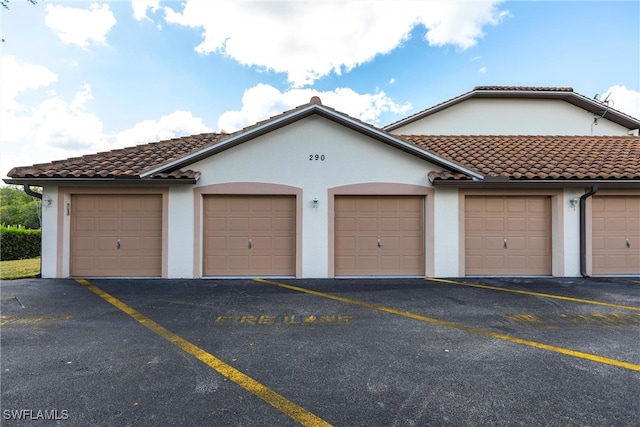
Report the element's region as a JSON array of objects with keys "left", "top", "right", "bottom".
[
  {"left": 203, "top": 195, "right": 296, "bottom": 276},
  {"left": 335, "top": 196, "right": 424, "bottom": 276},
  {"left": 465, "top": 196, "right": 551, "bottom": 275},
  {"left": 71, "top": 194, "right": 162, "bottom": 277},
  {"left": 592, "top": 196, "right": 640, "bottom": 275}
]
